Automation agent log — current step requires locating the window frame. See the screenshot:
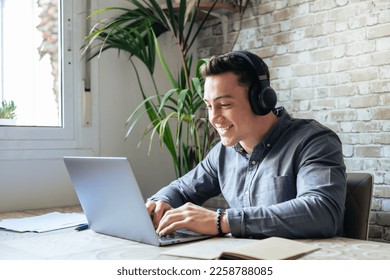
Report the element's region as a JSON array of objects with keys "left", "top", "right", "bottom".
[{"left": 0, "top": 0, "right": 98, "bottom": 160}]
